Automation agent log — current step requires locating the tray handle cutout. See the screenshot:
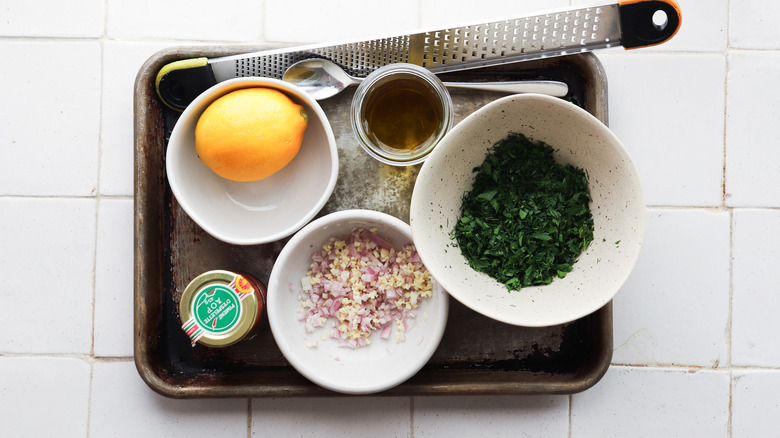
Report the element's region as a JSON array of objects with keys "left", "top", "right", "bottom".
[{"left": 156, "top": 58, "right": 218, "bottom": 111}]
